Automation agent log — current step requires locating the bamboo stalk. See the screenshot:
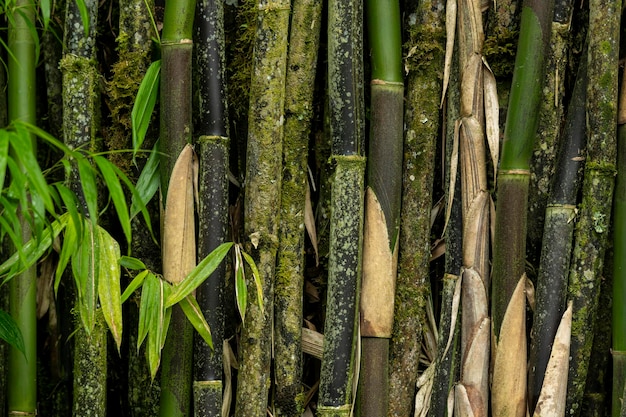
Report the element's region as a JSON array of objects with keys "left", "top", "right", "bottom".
[
  {"left": 388, "top": 0, "right": 445, "bottom": 415},
  {"left": 193, "top": 0, "right": 229, "bottom": 414},
  {"left": 526, "top": 0, "right": 573, "bottom": 266},
  {"left": 528, "top": 43, "right": 586, "bottom": 412},
  {"left": 158, "top": 0, "right": 196, "bottom": 414},
  {"left": 317, "top": 0, "right": 365, "bottom": 414},
  {"left": 273, "top": 0, "right": 322, "bottom": 414},
  {"left": 6, "top": 0, "right": 37, "bottom": 414},
  {"left": 234, "top": 0, "right": 291, "bottom": 415},
  {"left": 359, "top": 0, "right": 403, "bottom": 414},
  {"left": 565, "top": 0, "right": 620, "bottom": 414},
  {"left": 614, "top": 61, "right": 626, "bottom": 417}
]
